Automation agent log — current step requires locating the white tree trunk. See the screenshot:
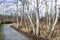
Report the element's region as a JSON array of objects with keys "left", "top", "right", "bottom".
[
  {"left": 19, "top": 0, "right": 24, "bottom": 28},
  {"left": 26, "top": 0, "right": 35, "bottom": 34},
  {"left": 50, "top": 0, "right": 59, "bottom": 38},
  {"left": 16, "top": 0, "right": 19, "bottom": 28},
  {"left": 51, "top": 16, "right": 59, "bottom": 31},
  {"left": 36, "top": 0, "right": 40, "bottom": 35},
  {"left": 45, "top": 0, "right": 49, "bottom": 27},
  {"left": 49, "top": 0, "right": 53, "bottom": 31},
  {"left": 27, "top": 14, "right": 35, "bottom": 34}
]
